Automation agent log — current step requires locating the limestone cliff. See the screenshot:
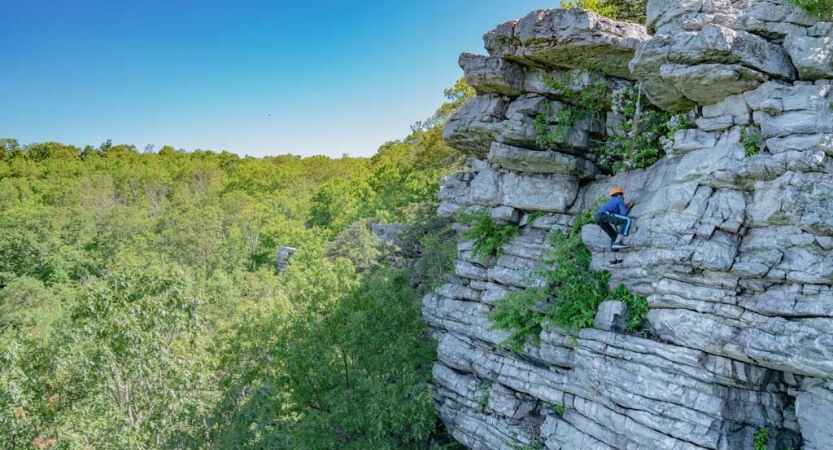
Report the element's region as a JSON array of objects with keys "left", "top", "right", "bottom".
[{"left": 423, "top": 2, "right": 833, "bottom": 449}]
